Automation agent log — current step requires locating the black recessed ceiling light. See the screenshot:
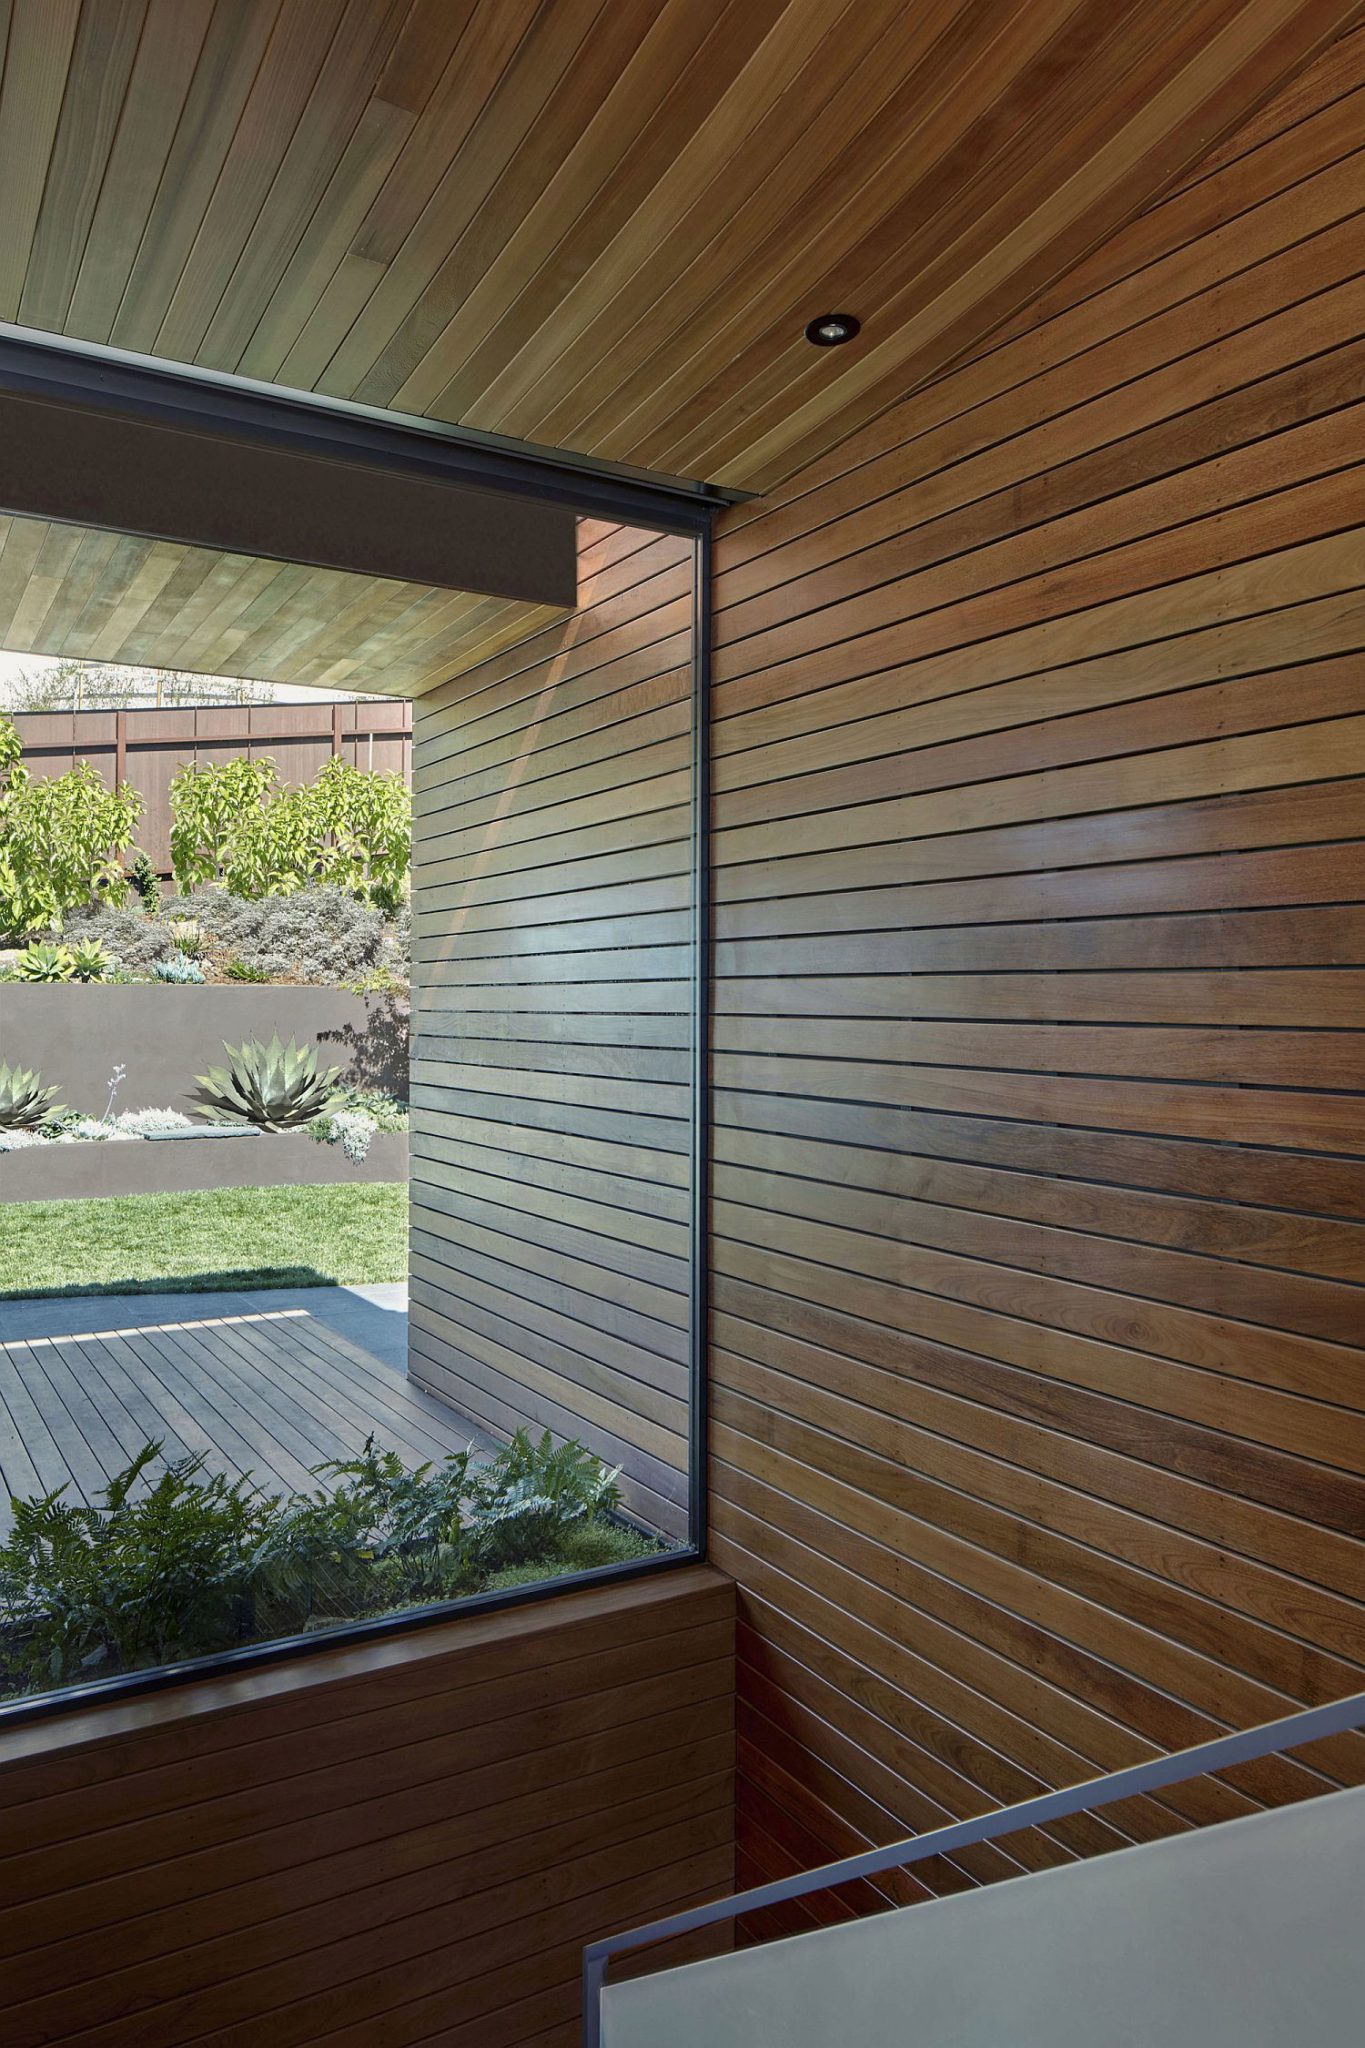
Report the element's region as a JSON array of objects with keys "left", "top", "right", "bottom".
[{"left": 805, "top": 312, "right": 860, "bottom": 347}]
